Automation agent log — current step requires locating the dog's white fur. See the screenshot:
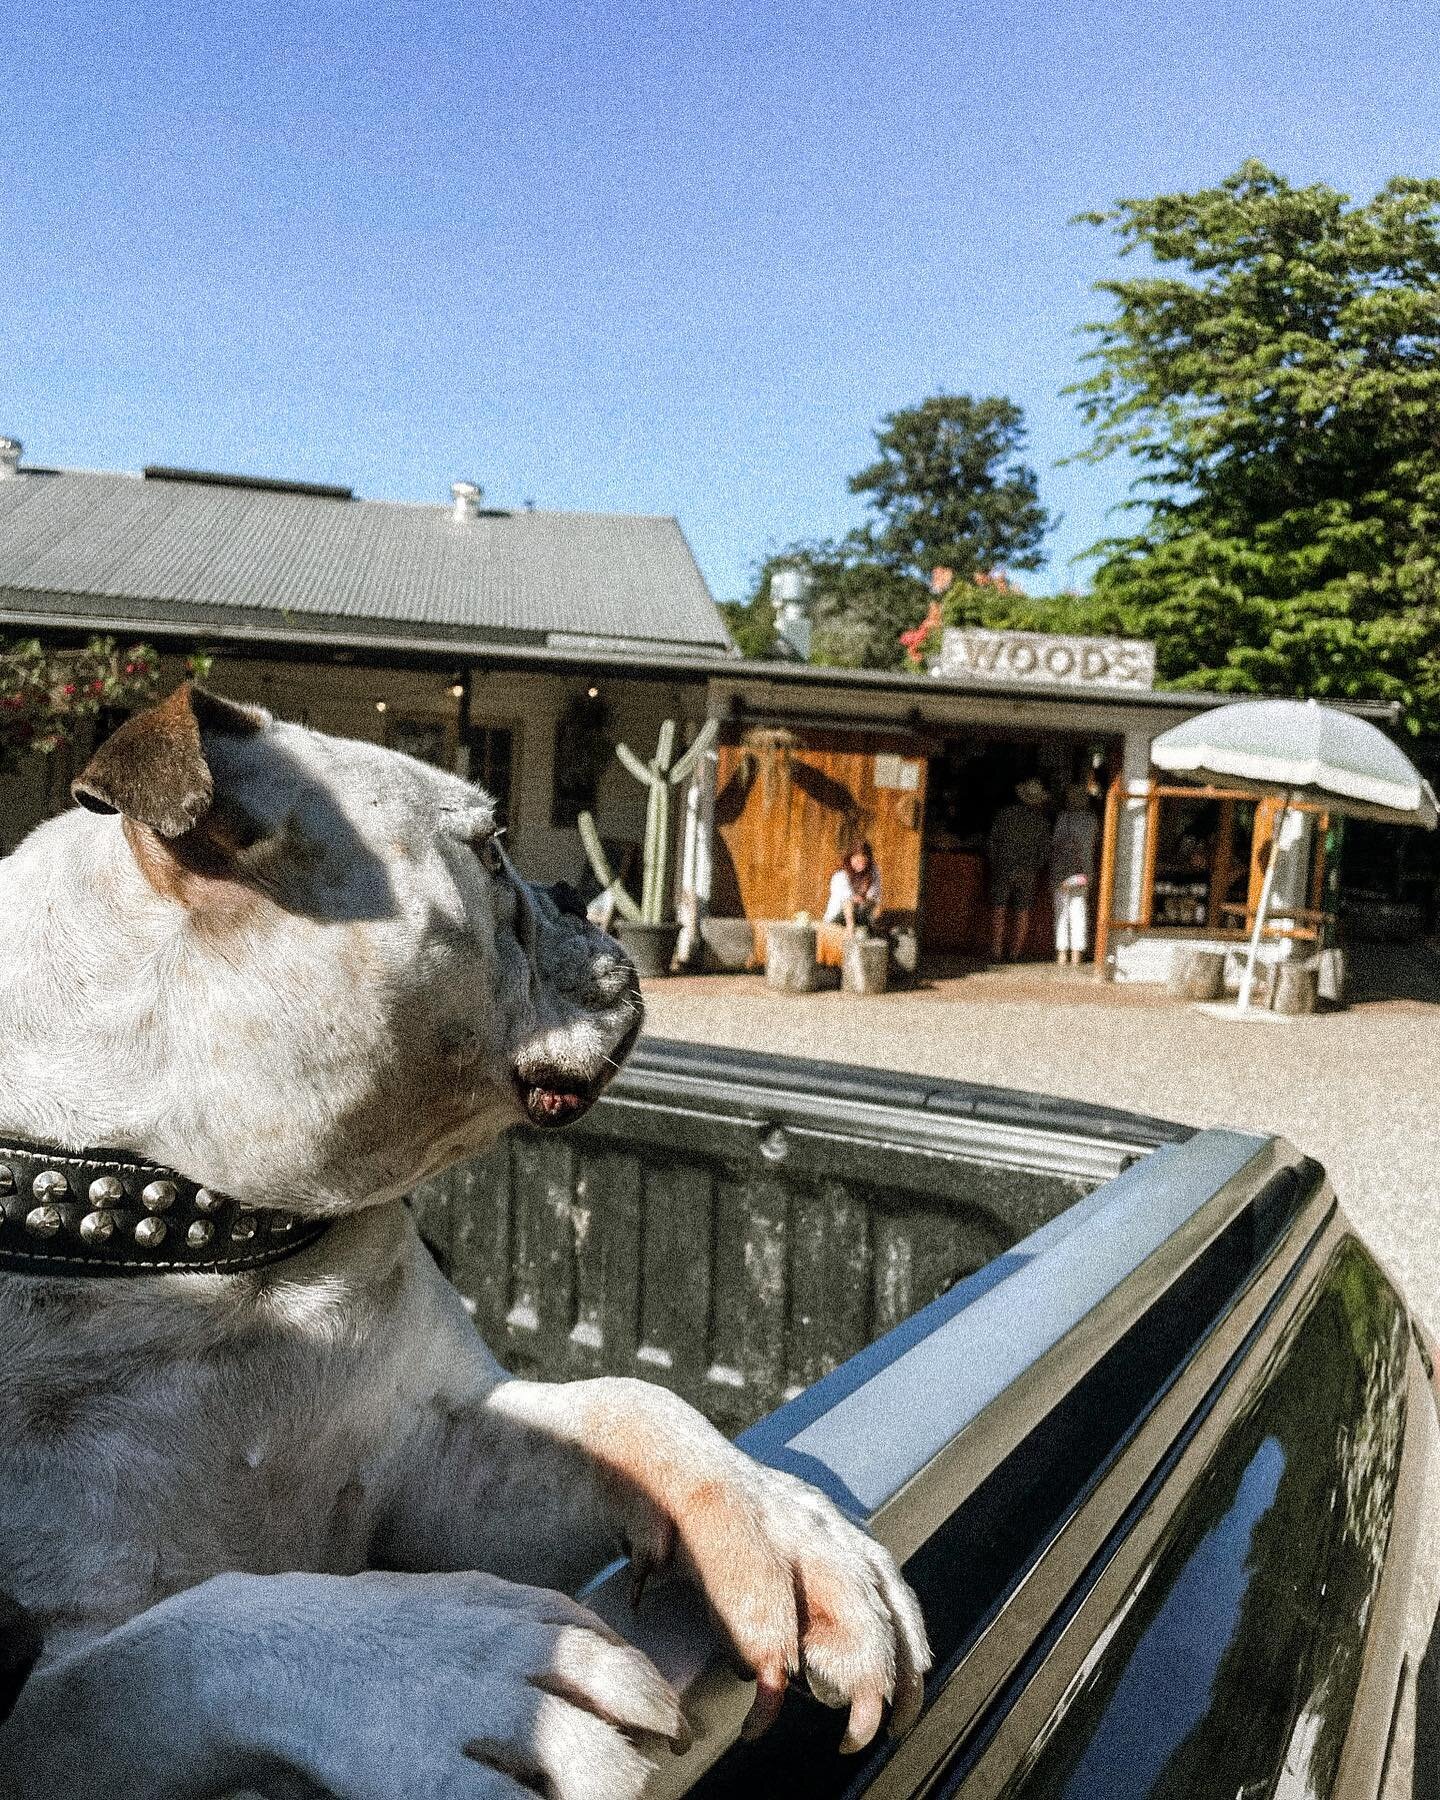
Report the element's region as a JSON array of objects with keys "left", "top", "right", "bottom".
[{"left": 0, "top": 689, "right": 928, "bottom": 1799}]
